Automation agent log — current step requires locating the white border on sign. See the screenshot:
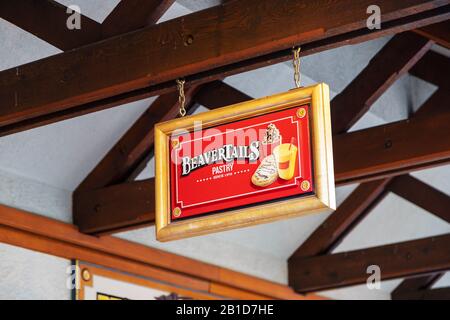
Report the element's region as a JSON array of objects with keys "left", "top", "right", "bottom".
[{"left": 173, "top": 115, "right": 303, "bottom": 209}]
